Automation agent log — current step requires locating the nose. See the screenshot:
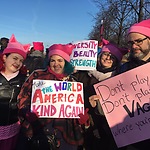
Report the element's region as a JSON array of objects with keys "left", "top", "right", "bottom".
[
  {"left": 131, "top": 43, "right": 138, "bottom": 49},
  {"left": 106, "top": 54, "right": 111, "bottom": 59},
  {"left": 54, "top": 61, "right": 58, "bottom": 66},
  {"left": 16, "top": 60, "right": 22, "bottom": 66}
]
